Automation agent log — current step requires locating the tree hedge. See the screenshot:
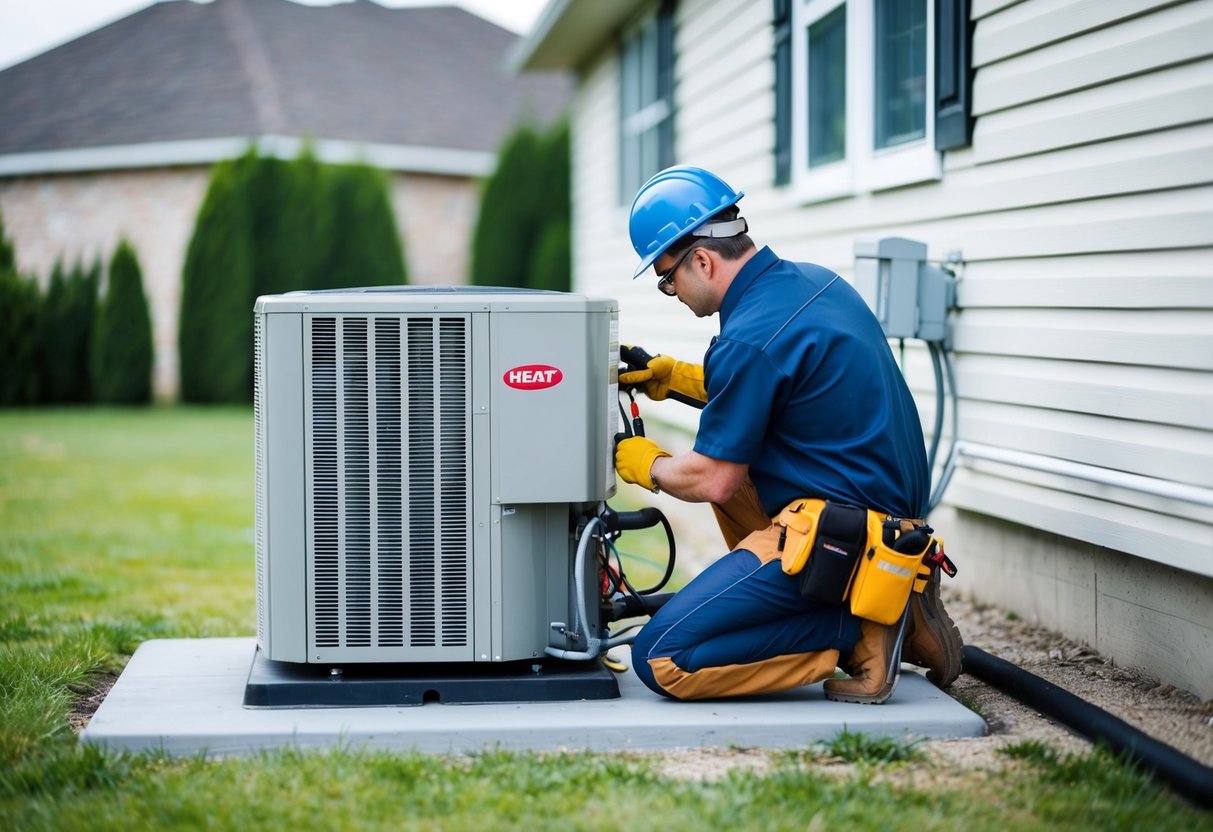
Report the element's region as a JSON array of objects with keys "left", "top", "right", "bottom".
[
  {"left": 468, "top": 122, "right": 543, "bottom": 288},
  {"left": 528, "top": 219, "right": 571, "bottom": 293},
  {"left": 0, "top": 212, "right": 42, "bottom": 406},
  {"left": 40, "top": 261, "right": 71, "bottom": 403},
  {"left": 270, "top": 150, "right": 329, "bottom": 295},
  {"left": 0, "top": 272, "right": 43, "bottom": 406},
  {"left": 0, "top": 210, "right": 13, "bottom": 271},
  {"left": 38, "top": 258, "right": 98, "bottom": 404},
  {"left": 528, "top": 119, "right": 571, "bottom": 292},
  {"left": 469, "top": 118, "right": 572, "bottom": 291},
  {"left": 245, "top": 152, "right": 293, "bottom": 298},
  {"left": 91, "top": 239, "right": 153, "bottom": 405},
  {"left": 324, "top": 163, "right": 407, "bottom": 289},
  {"left": 179, "top": 160, "right": 255, "bottom": 403},
  {"left": 179, "top": 150, "right": 407, "bottom": 402}
]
